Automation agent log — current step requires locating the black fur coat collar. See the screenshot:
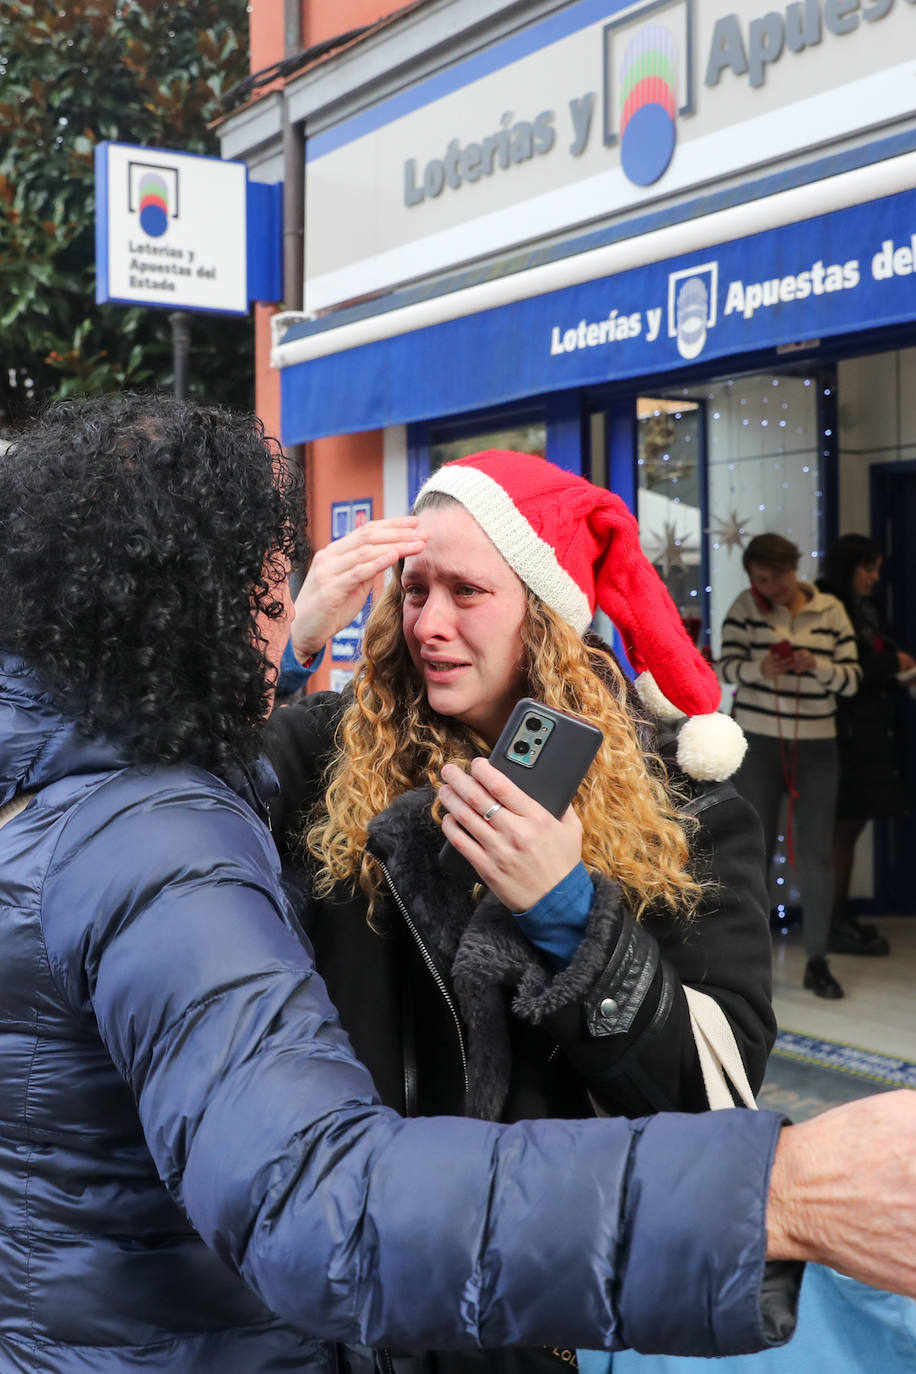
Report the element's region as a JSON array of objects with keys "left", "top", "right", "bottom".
[{"left": 366, "top": 786, "right": 622, "bottom": 1119}]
